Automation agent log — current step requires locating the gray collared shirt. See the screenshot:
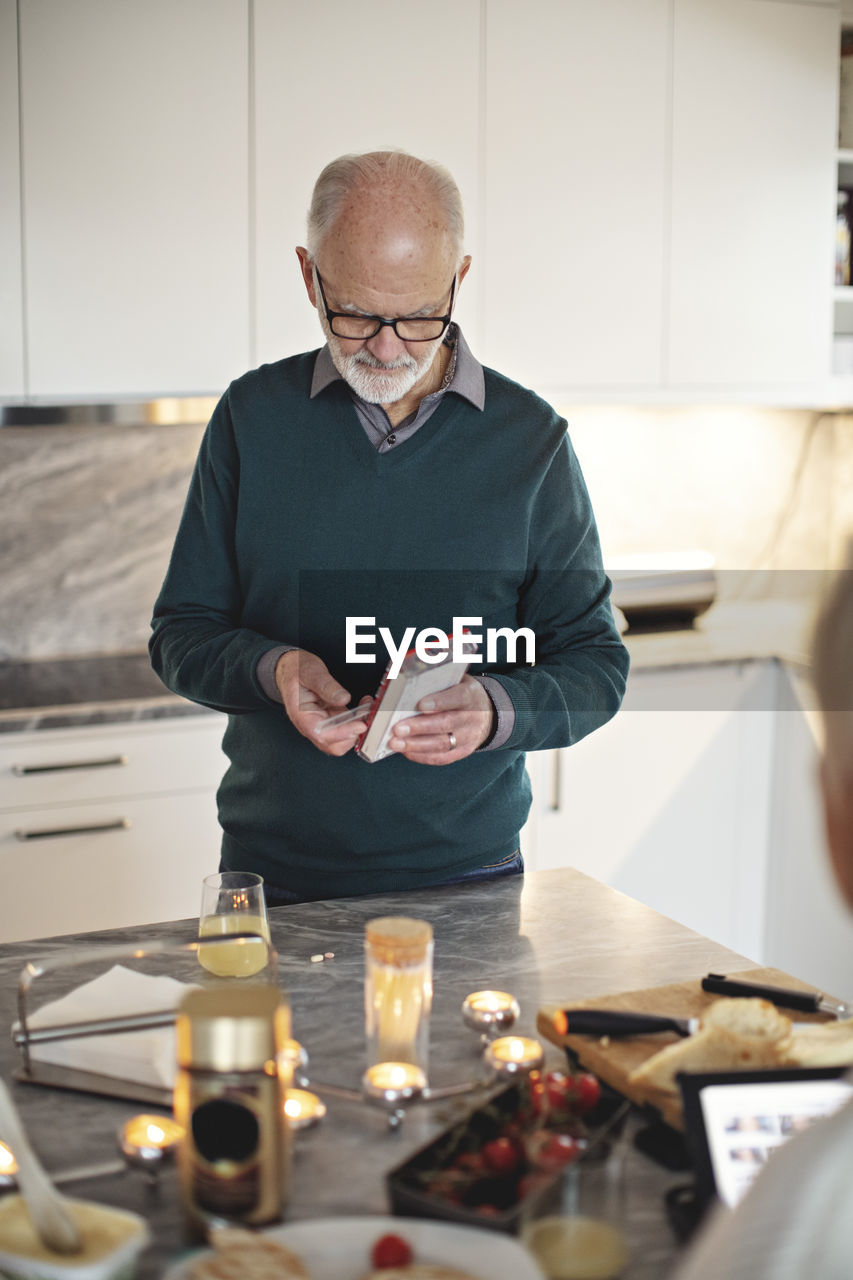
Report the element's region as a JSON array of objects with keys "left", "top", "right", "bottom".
[
  {"left": 257, "top": 325, "right": 514, "bottom": 749},
  {"left": 310, "top": 323, "right": 485, "bottom": 446}
]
